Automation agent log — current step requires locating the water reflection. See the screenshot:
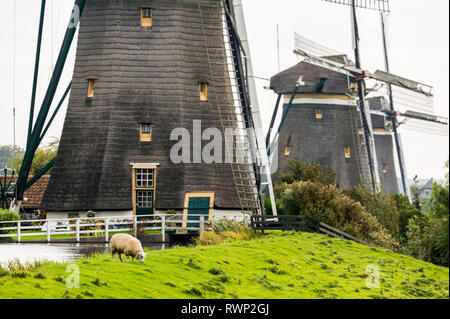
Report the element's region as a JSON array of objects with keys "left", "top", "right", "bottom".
[{"left": 0, "top": 243, "right": 170, "bottom": 265}]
